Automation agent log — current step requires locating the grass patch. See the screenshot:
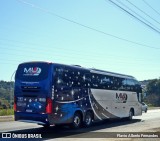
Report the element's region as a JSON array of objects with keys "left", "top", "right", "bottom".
[{"left": 0, "top": 109, "right": 14, "bottom": 116}]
